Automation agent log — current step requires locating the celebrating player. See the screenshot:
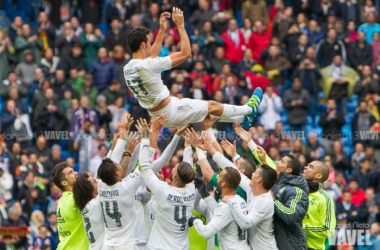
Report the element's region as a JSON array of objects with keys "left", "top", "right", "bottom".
[
  {"left": 124, "top": 7, "right": 262, "bottom": 128},
  {"left": 303, "top": 161, "right": 336, "bottom": 250},
  {"left": 137, "top": 117, "right": 196, "bottom": 250},
  {"left": 72, "top": 173, "right": 105, "bottom": 250},
  {"left": 96, "top": 130, "right": 144, "bottom": 249},
  {"left": 51, "top": 162, "right": 89, "bottom": 250},
  {"left": 189, "top": 167, "right": 251, "bottom": 250}
]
